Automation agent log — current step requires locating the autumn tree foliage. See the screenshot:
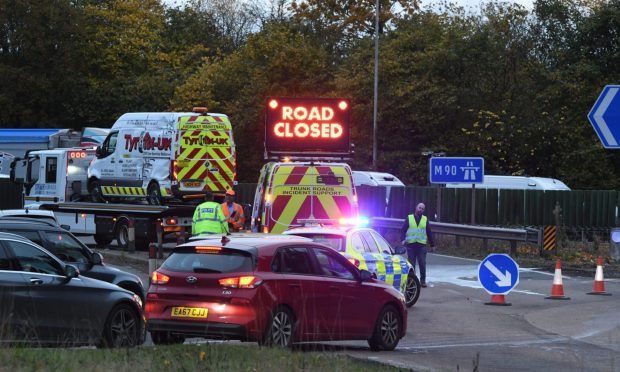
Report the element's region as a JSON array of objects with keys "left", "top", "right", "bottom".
[{"left": 1, "top": 0, "right": 620, "bottom": 188}]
